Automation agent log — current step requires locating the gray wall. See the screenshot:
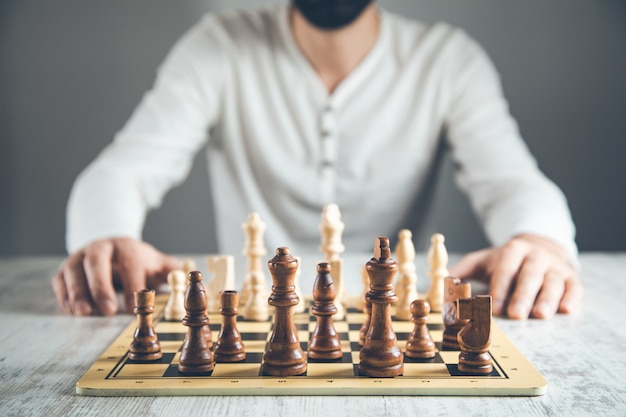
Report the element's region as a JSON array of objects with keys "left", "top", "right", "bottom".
[{"left": 1, "top": 0, "right": 625, "bottom": 256}]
